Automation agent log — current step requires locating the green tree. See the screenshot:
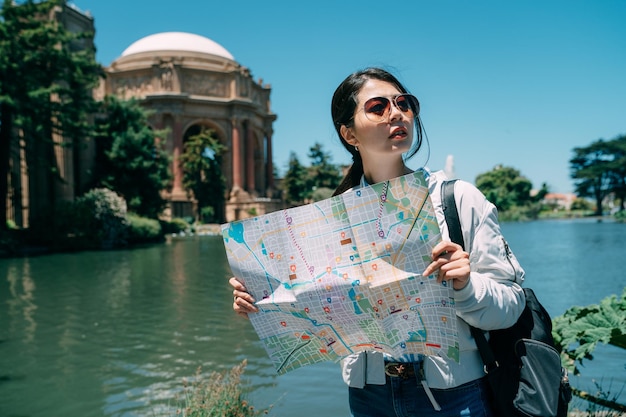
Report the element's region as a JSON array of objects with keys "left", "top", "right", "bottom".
[
  {"left": 533, "top": 182, "right": 549, "bottom": 203},
  {"left": 0, "top": 0, "right": 102, "bottom": 230},
  {"left": 282, "top": 152, "right": 308, "bottom": 205},
  {"left": 306, "top": 142, "right": 341, "bottom": 191},
  {"left": 94, "top": 96, "right": 172, "bottom": 218},
  {"left": 475, "top": 165, "right": 534, "bottom": 212},
  {"left": 570, "top": 197, "right": 594, "bottom": 212},
  {"left": 606, "top": 135, "right": 626, "bottom": 212},
  {"left": 178, "top": 127, "right": 226, "bottom": 223},
  {"left": 570, "top": 136, "right": 625, "bottom": 216}
]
